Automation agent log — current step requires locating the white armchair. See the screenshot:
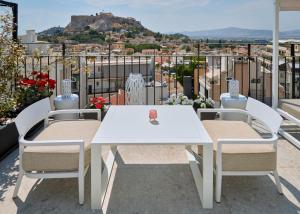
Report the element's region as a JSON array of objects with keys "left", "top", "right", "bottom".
[
  {"left": 197, "top": 97, "right": 283, "bottom": 202},
  {"left": 13, "top": 98, "right": 101, "bottom": 205}
]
